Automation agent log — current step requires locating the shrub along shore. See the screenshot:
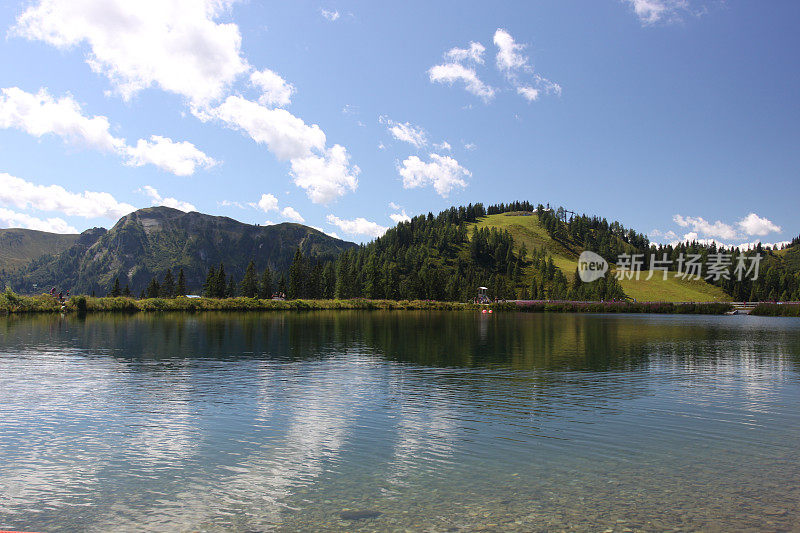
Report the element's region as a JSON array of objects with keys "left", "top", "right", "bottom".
[{"left": 0, "top": 290, "right": 752, "bottom": 316}]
